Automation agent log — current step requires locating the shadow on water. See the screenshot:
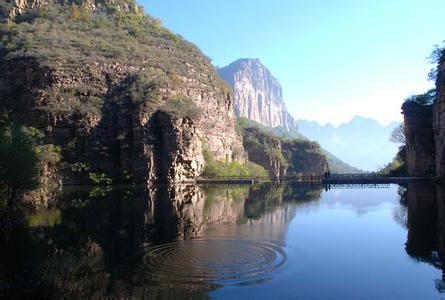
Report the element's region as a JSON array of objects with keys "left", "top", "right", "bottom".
[
  {"left": 0, "top": 183, "right": 323, "bottom": 299},
  {"left": 404, "top": 182, "right": 445, "bottom": 293}
]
